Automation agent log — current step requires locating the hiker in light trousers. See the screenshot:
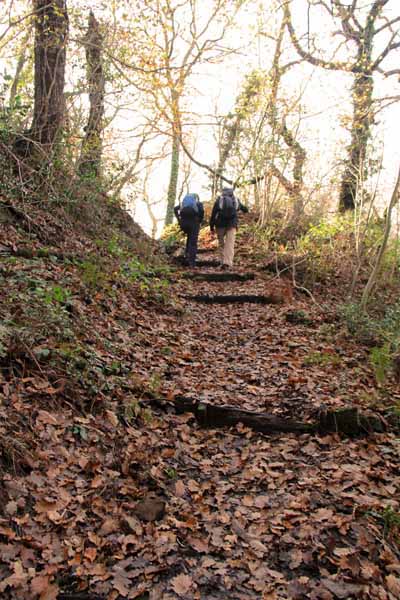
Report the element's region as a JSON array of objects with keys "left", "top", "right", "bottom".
[{"left": 210, "top": 187, "right": 248, "bottom": 269}]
